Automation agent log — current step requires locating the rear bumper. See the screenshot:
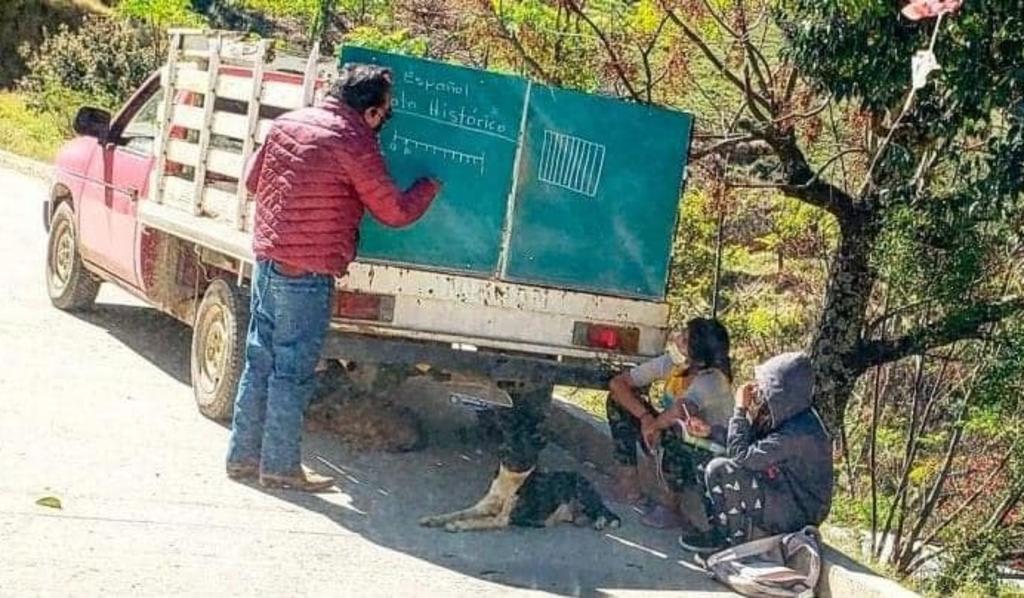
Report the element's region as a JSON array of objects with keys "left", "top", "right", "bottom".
[
  {"left": 338, "top": 262, "right": 671, "bottom": 358},
  {"left": 321, "top": 331, "right": 622, "bottom": 389}
]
